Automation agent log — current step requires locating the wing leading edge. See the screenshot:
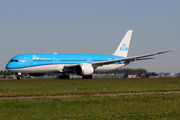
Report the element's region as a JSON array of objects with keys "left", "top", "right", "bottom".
[
  {"left": 91, "top": 49, "right": 173, "bottom": 66},
  {"left": 64, "top": 50, "right": 173, "bottom": 68}
]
